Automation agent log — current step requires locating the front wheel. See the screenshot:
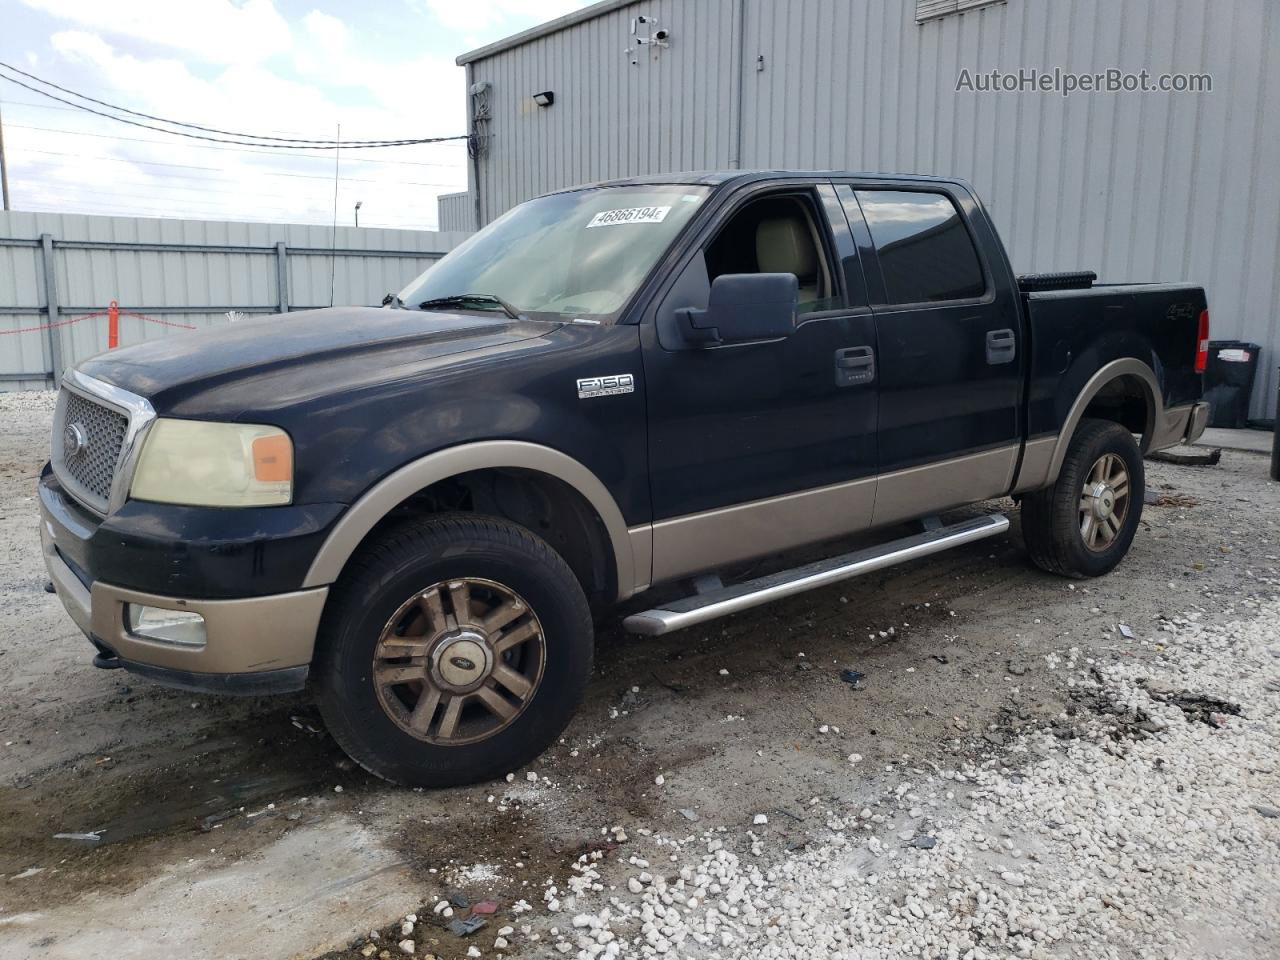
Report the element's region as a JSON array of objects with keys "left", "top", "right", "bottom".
[
  {"left": 313, "top": 515, "right": 594, "bottom": 787},
  {"left": 1021, "top": 418, "right": 1145, "bottom": 578}
]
